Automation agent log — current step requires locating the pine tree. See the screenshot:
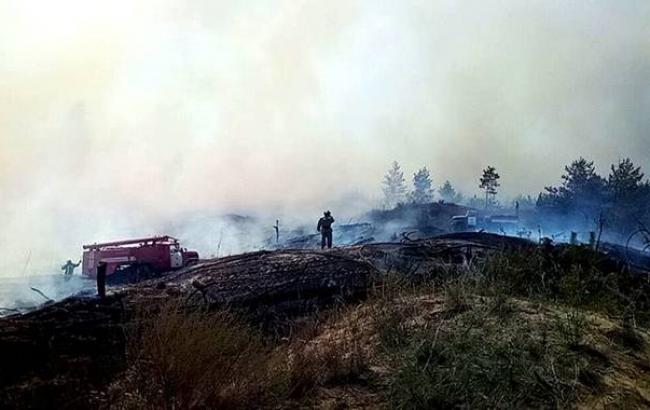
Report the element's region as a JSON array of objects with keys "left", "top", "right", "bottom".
[
  {"left": 608, "top": 158, "right": 644, "bottom": 200},
  {"left": 537, "top": 157, "right": 650, "bottom": 238},
  {"left": 479, "top": 166, "right": 500, "bottom": 209},
  {"left": 438, "top": 180, "right": 460, "bottom": 203},
  {"left": 559, "top": 157, "right": 605, "bottom": 202},
  {"left": 607, "top": 158, "right": 648, "bottom": 234},
  {"left": 408, "top": 167, "right": 434, "bottom": 204},
  {"left": 382, "top": 161, "right": 407, "bottom": 208}
]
